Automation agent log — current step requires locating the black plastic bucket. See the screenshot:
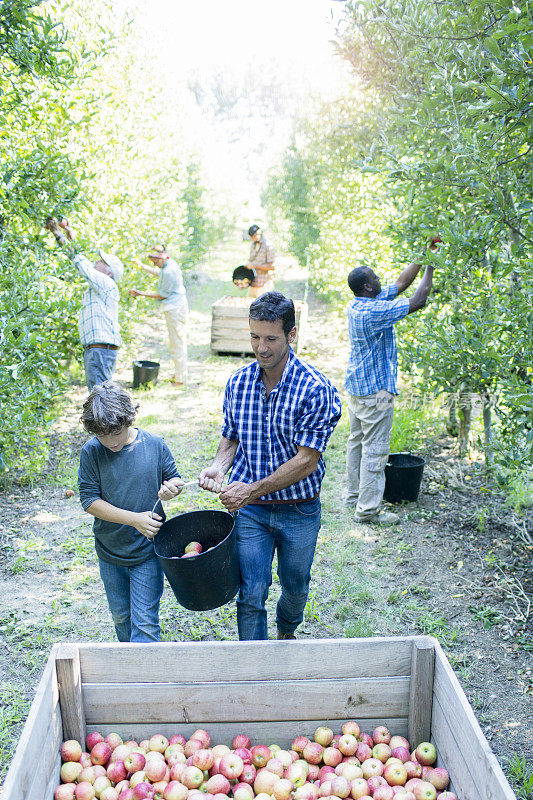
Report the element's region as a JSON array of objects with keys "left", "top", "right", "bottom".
[
  {"left": 132, "top": 360, "right": 159, "bottom": 388},
  {"left": 153, "top": 504, "right": 239, "bottom": 611},
  {"left": 384, "top": 453, "right": 426, "bottom": 503}
]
